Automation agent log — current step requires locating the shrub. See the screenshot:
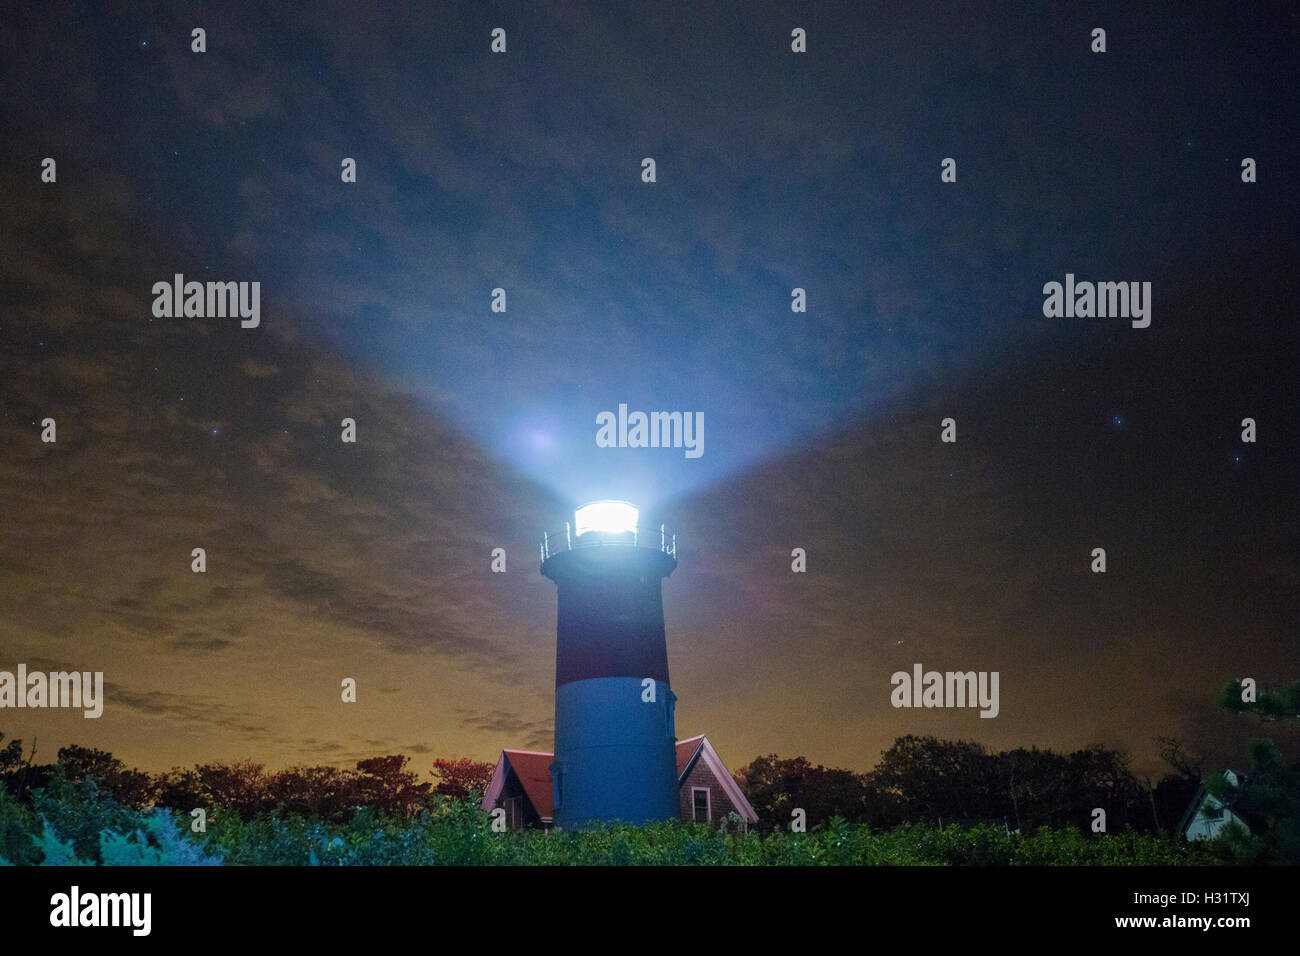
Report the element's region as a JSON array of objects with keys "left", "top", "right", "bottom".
[
  {"left": 0, "top": 785, "right": 1229, "bottom": 866},
  {"left": 0, "top": 781, "right": 39, "bottom": 866},
  {"left": 29, "top": 769, "right": 140, "bottom": 864}
]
